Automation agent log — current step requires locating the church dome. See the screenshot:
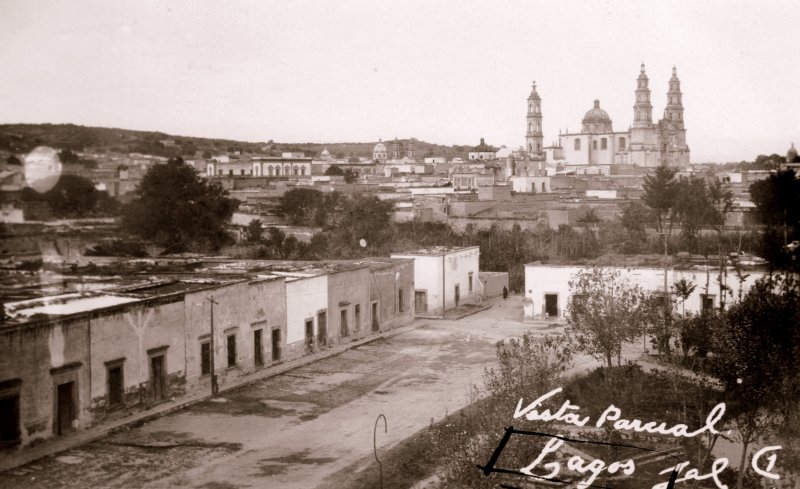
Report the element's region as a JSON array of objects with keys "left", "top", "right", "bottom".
[
  {"left": 373, "top": 141, "right": 386, "bottom": 153},
  {"left": 321, "top": 148, "right": 331, "bottom": 157},
  {"left": 581, "top": 99, "right": 613, "bottom": 133},
  {"left": 787, "top": 142, "right": 798, "bottom": 162},
  {"left": 582, "top": 100, "right": 611, "bottom": 124}
]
